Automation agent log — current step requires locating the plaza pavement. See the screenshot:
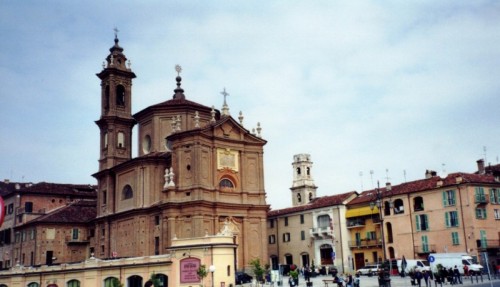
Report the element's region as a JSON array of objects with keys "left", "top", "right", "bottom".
[{"left": 239, "top": 274, "right": 500, "bottom": 287}]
